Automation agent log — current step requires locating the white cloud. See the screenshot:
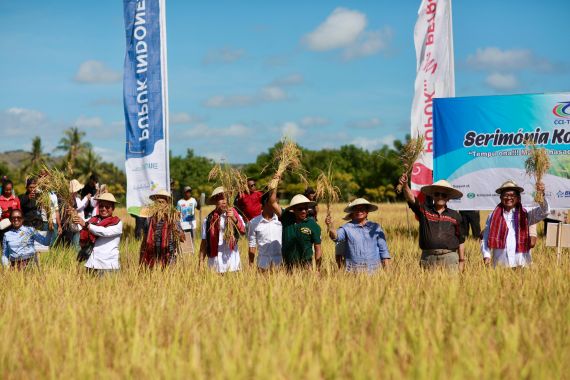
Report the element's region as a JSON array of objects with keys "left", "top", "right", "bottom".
[
  {"left": 346, "top": 117, "right": 381, "bottom": 129},
  {"left": 0, "top": 107, "right": 47, "bottom": 136},
  {"left": 485, "top": 72, "right": 519, "bottom": 91},
  {"left": 303, "top": 8, "right": 391, "bottom": 61},
  {"left": 281, "top": 122, "right": 304, "bottom": 139},
  {"left": 203, "top": 47, "right": 246, "bottom": 64},
  {"left": 260, "top": 86, "right": 288, "bottom": 101},
  {"left": 350, "top": 135, "right": 395, "bottom": 150},
  {"left": 342, "top": 27, "right": 392, "bottom": 61},
  {"left": 300, "top": 116, "right": 329, "bottom": 127},
  {"left": 465, "top": 47, "right": 560, "bottom": 73},
  {"left": 74, "top": 60, "right": 121, "bottom": 84},
  {"left": 183, "top": 123, "right": 252, "bottom": 138},
  {"left": 204, "top": 95, "right": 256, "bottom": 108},
  {"left": 303, "top": 8, "right": 366, "bottom": 51},
  {"left": 74, "top": 116, "right": 104, "bottom": 129},
  {"left": 170, "top": 112, "right": 203, "bottom": 125}
]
